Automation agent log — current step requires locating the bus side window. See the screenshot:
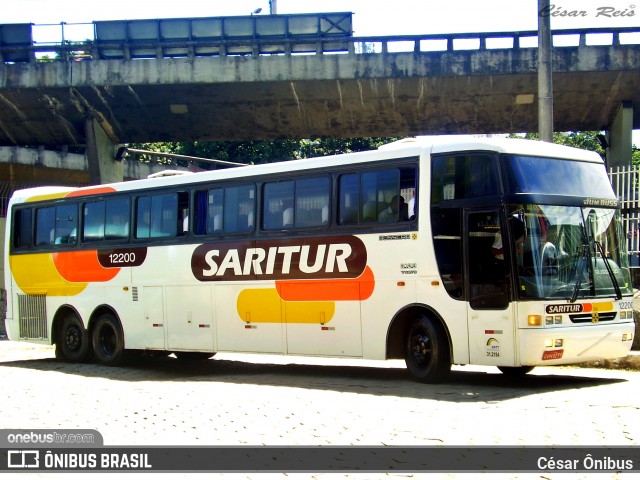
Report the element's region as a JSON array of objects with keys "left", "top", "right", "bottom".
[
  {"left": 55, "top": 204, "right": 77, "bottom": 245},
  {"left": 135, "top": 196, "right": 151, "bottom": 239},
  {"left": 35, "top": 205, "right": 77, "bottom": 247},
  {"left": 150, "top": 193, "right": 177, "bottom": 238},
  {"left": 135, "top": 192, "right": 186, "bottom": 239},
  {"left": 197, "top": 185, "right": 256, "bottom": 235},
  {"left": 12, "top": 208, "right": 33, "bottom": 249},
  {"left": 225, "top": 184, "right": 255, "bottom": 233},
  {"left": 104, "top": 197, "right": 130, "bottom": 240},
  {"left": 177, "top": 192, "right": 189, "bottom": 236},
  {"left": 339, "top": 167, "right": 416, "bottom": 225},
  {"left": 339, "top": 174, "right": 359, "bottom": 225},
  {"left": 35, "top": 207, "right": 55, "bottom": 246},
  {"left": 263, "top": 181, "right": 293, "bottom": 230},
  {"left": 207, "top": 188, "right": 224, "bottom": 234},
  {"left": 83, "top": 201, "right": 106, "bottom": 242},
  {"left": 295, "top": 176, "right": 330, "bottom": 228}
]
